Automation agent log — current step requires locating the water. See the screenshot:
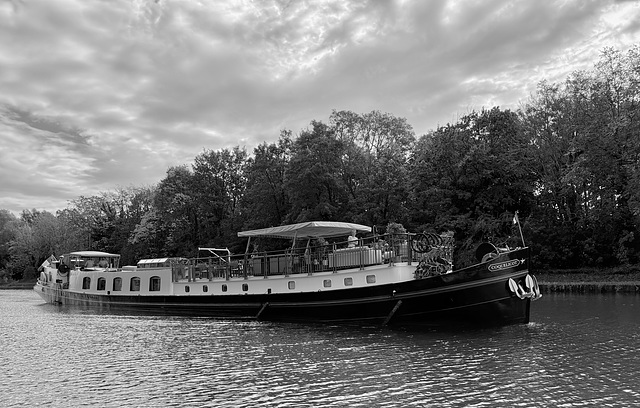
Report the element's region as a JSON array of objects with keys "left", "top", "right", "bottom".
[{"left": 1, "top": 290, "right": 638, "bottom": 407}]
